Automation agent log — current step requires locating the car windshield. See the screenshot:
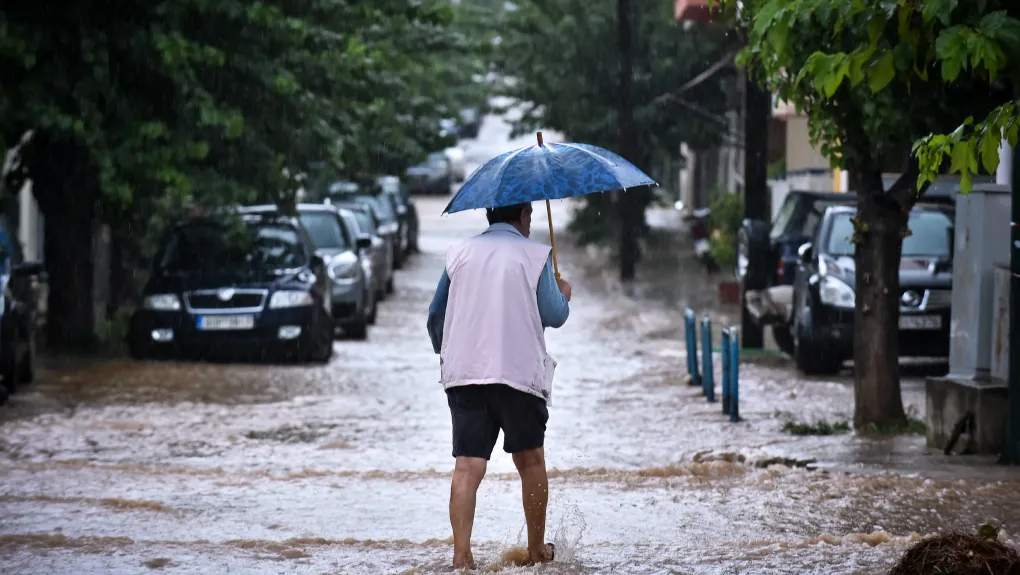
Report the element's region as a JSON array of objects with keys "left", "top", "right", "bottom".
[
  {"left": 351, "top": 194, "right": 396, "bottom": 223},
  {"left": 770, "top": 195, "right": 848, "bottom": 241},
  {"left": 298, "top": 211, "right": 349, "bottom": 250},
  {"left": 349, "top": 210, "right": 376, "bottom": 235},
  {"left": 158, "top": 220, "right": 307, "bottom": 273},
  {"left": 826, "top": 211, "right": 953, "bottom": 257}
]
